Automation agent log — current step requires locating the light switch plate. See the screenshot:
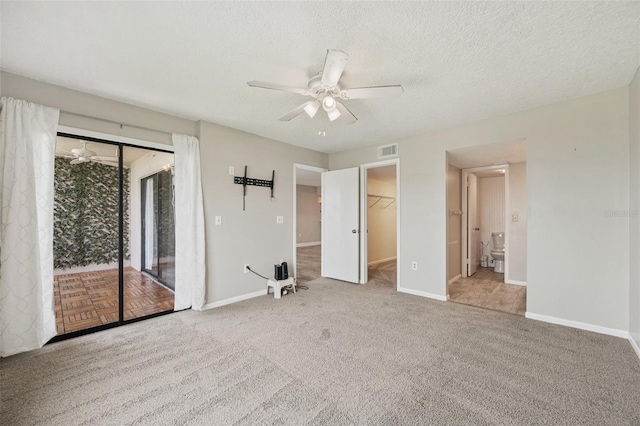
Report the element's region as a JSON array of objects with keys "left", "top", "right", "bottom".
[
  {"left": 512, "top": 213, "right": 518, "bottom": 222},
  {"left": 229, "top": 166, "right": 235, "bottom": 175},
  {"left": 215, "top": 216, "right": 222, "bottom": 226},
  {"left": 276, "top": 216, "right": 284, "bottom": 224}
]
